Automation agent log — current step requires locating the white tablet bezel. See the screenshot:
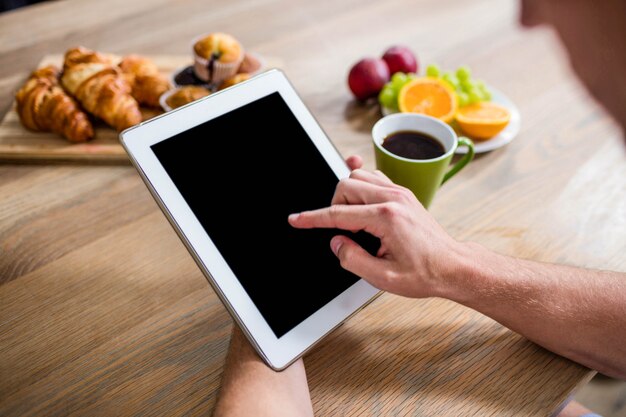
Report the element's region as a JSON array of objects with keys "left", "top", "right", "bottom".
[{"left": 120, "top": 69, "right": 380, "bottom": 370}]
